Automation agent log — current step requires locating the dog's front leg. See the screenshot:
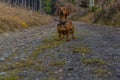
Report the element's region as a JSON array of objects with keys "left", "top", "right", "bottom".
[
  {"left": 71, "top": 31, "right": 75, "bottom": 39},
  {"left": 66, "top": 33, "right": 70, "bottom": 41},
  {"left": 58, "top": 32, "right": 62, "bottom": 41},
  {"left": 62, "top": 34, "right": 65, "bottom": 39}
]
